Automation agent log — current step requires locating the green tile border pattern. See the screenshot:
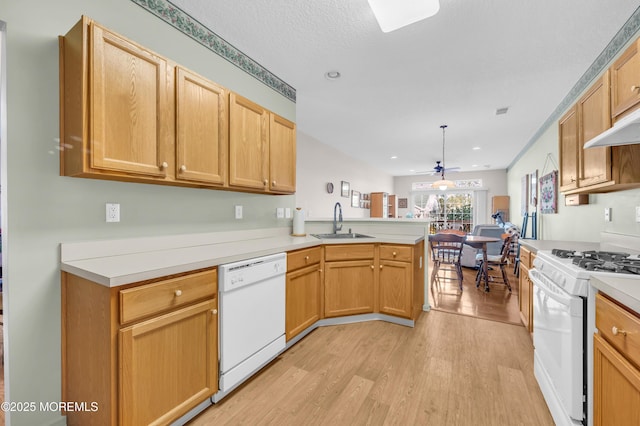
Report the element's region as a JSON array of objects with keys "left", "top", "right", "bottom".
[
  {"left": 509, "top": 6, "right": 640, "bottom": 169},
  {"left": 130, "top": 0, "right": 296, "bottom": 102}
]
